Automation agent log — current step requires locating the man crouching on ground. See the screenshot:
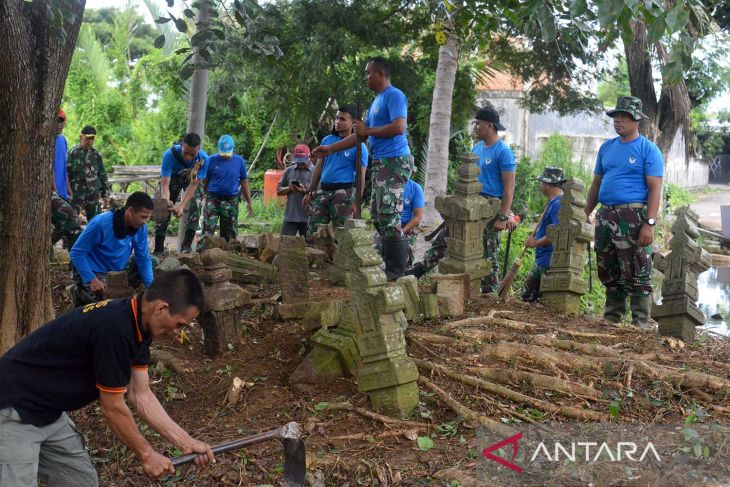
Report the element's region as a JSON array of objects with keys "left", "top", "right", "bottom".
[{"left": 0, "top": 269, "right": 215, "bottom": 485}]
